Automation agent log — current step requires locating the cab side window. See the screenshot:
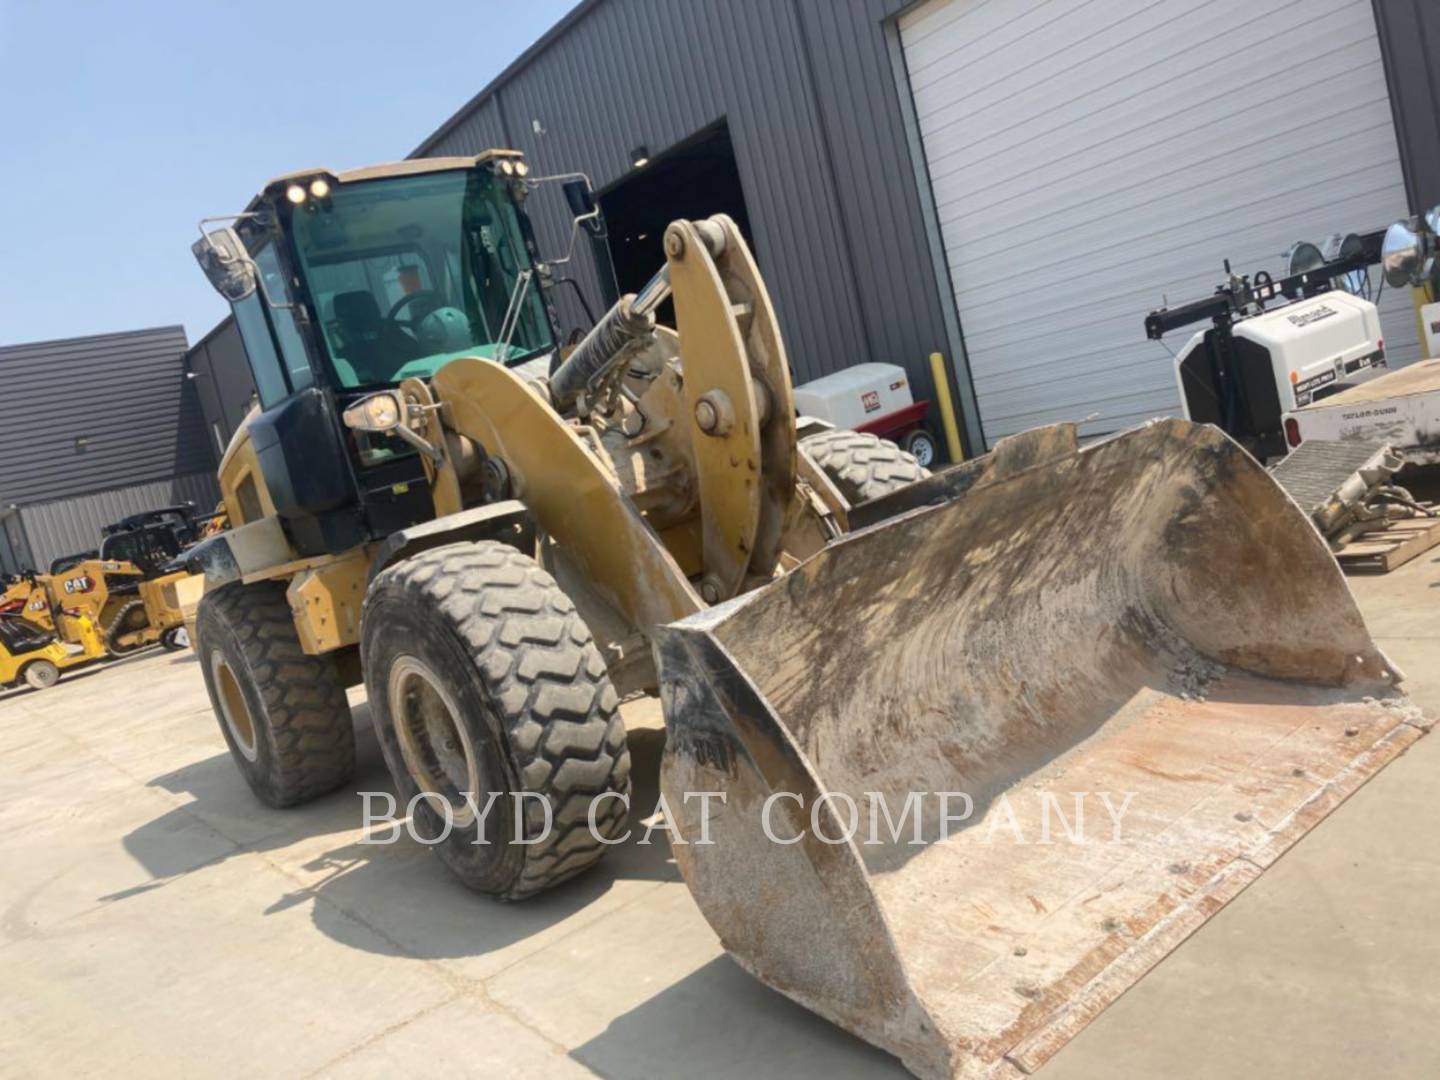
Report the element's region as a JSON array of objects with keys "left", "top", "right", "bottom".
[
  {"left": 255, "top": 245, "right": 314, "bottom": 393},
  {"left": 231, "top": 291, "right": 289, "bottom": 408},
  {"left": 231, "top": 242, "right": 315, "bottom": 407}
]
